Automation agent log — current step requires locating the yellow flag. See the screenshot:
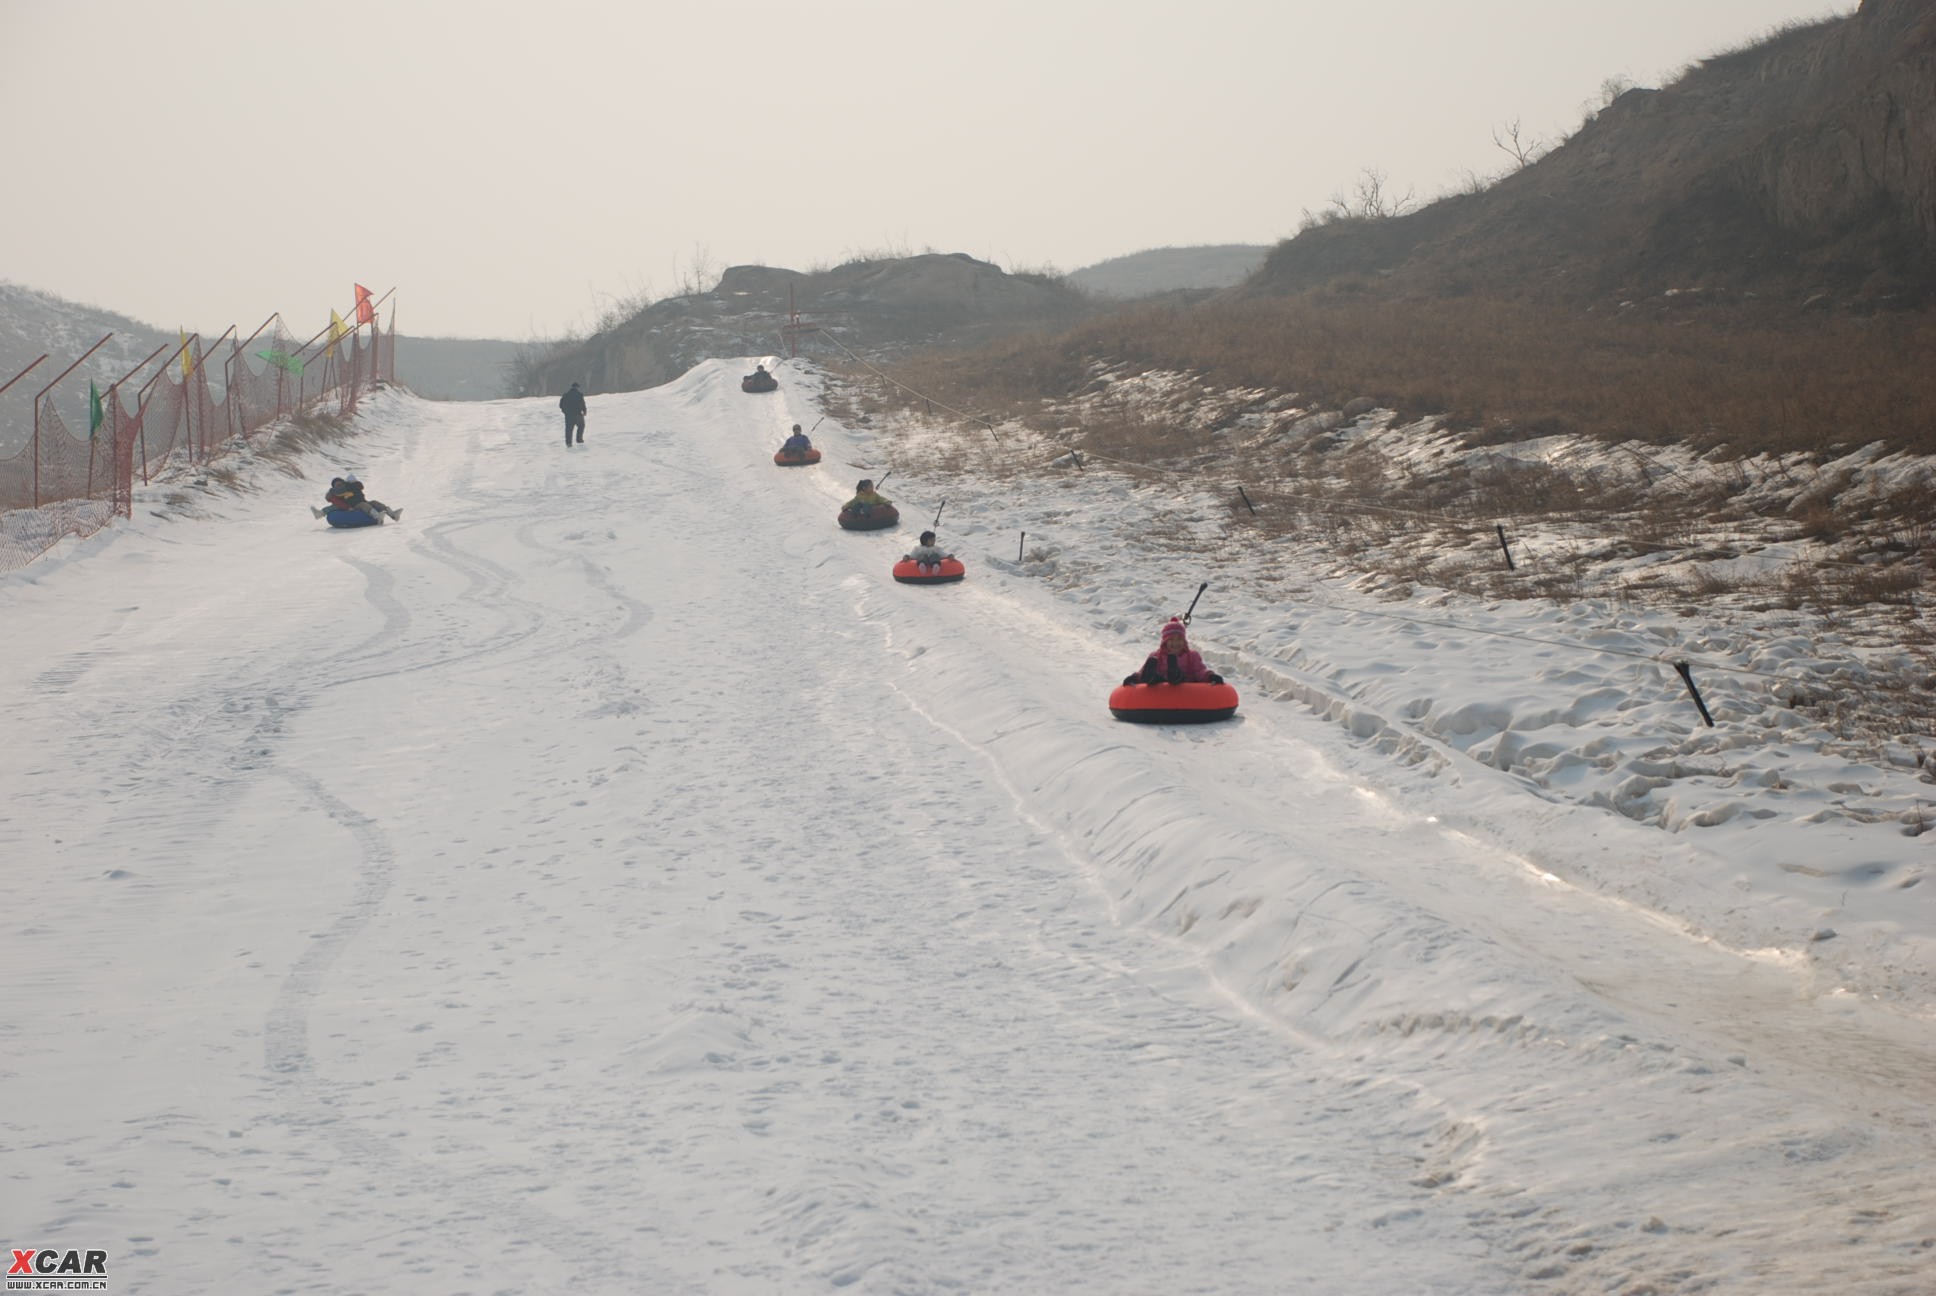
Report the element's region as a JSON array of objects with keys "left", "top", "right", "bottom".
[
  {"left": 328, "top": 310, "right": 346, "bottom": 358},
  {"left": 179, "top": 329, "right": 195, "bottom": 379}
]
